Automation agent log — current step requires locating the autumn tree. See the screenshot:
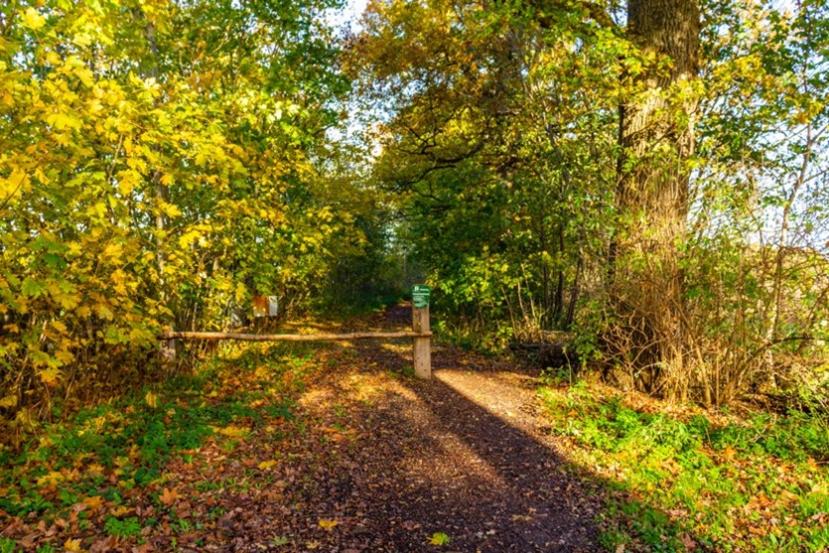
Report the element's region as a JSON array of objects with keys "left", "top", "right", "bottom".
[
  {"left": 350, "top": 0, "right": 829, "bottom": 407},
  {"left": 606, "top": 0, "right": 702, "bottom": 399},
  {"left": 0, "top": 0, "right": 382, "bottom": 437}
]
